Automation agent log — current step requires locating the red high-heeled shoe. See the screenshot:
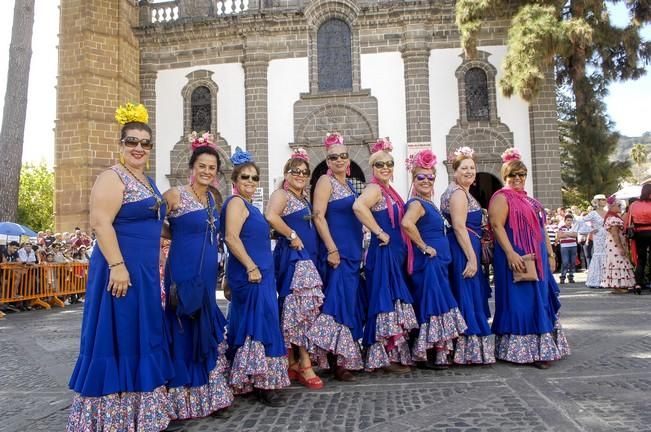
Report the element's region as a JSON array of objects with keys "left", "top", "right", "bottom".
[{"left": 296, "top": 366, "right": 324, "bottom": 390}]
